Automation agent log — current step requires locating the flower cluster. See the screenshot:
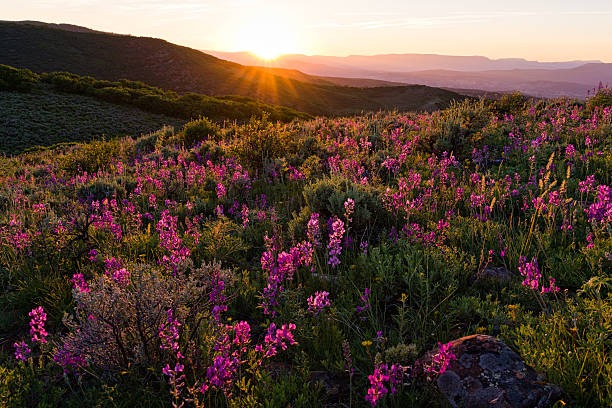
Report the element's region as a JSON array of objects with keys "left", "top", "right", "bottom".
[
  {"left": 29, "top": 306, "right": 48, "bottom": 344},
  {"left": 327, "top": 217, "right": 345, "bottom": 268},
  {"left": 344, "top": 198, "right": 355, "bottom": 223},
  {"left": 518, "top": 256, "right": 560, "bottom": 294},
  {"left": 424, "top": 342, "right": 456, "bottom": 377},
  {"left": 307, "top": 291, "right": 331, "bottom": 315}
]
